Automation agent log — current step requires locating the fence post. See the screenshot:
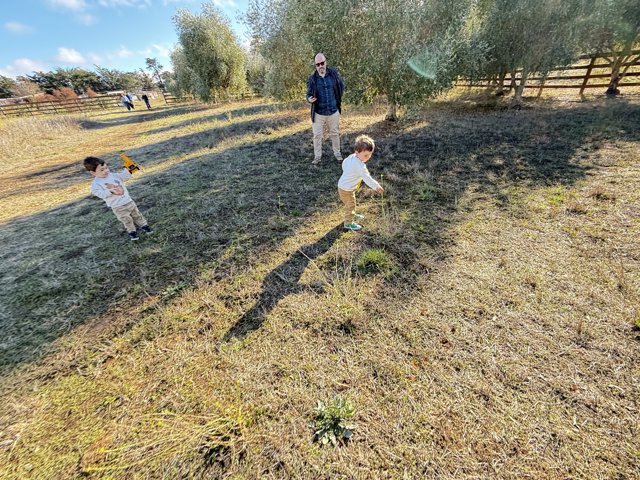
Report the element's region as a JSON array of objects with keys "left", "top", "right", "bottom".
[{"left": 579, "top": 56, "right": 596, "bottom": 99}]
